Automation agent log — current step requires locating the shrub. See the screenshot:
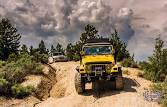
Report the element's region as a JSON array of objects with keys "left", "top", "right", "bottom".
[
  {"left": 0, "top": 61, "right": 6, "bottom": 67},
  {"left": 40, "top": 54, "right": 48, "bottom": 64},
  {"left": 151, "top": 83, "right": 167, "bottom": 107},
  {"left": 162, "top": 95, "right": 167, "bottom": 107},
  {"left": 0, "top": 53, "right": 43, "bottom": 97},
  {"left": 73, "top": 54, "right": 80, "bottom": 61},
  {"left": 122, "top": 58, "right": 131, "bottom": 67},
  {"left": 0, "top": 78, "right": 9, "bottom": 93},
  {"left": 141, "top": 38, "right": 167, "bottom": 82},
  {"left": 137, "top": 72, "right": 143, "bottom": 77},
  {"left": 11, "top": 84, "right": 35, "bottom": 98},
  {"left": 138, "top": 61, "right": 148, "bottom": 70},
  {"left": 130, "top": 62, "right": 139, "bottom": 68},
  {"left": 31, "top": 52, "right": 48, "bottom": 64},
  {"left": 7, "top": 53, "right": 18, "bottom": 62},
  {"left": 122, "top": 58, "right": 138, "bottom": 68}
]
